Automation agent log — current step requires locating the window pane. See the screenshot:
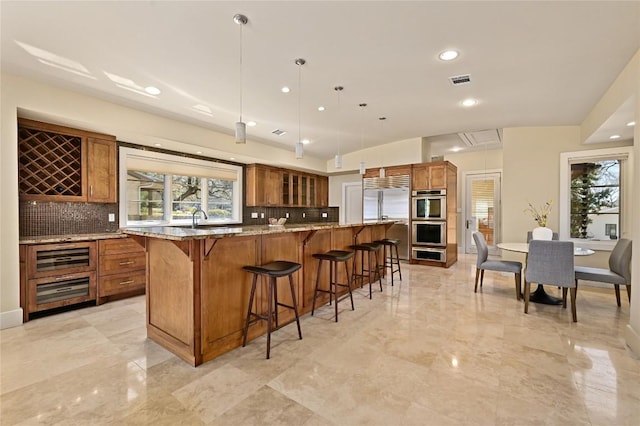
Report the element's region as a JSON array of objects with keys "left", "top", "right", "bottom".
[
  {"left": 126, "top": 170, "right": 164, "bottom": 222},
  {"left": 172, "top": 176, "right": 201, "bottom": 220},
  {"left": 570, "top": 160, "right": 620, "bottom": 239},
  {"left": 206, "top": 178, "right": 234, "bottom": 220}
]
